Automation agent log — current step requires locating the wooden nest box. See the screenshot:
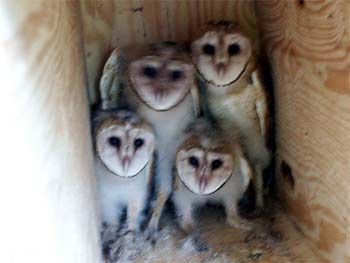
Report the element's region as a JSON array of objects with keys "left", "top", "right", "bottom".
[{"left": 0, "top": 1, "right": 349, "bottom": 263}]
